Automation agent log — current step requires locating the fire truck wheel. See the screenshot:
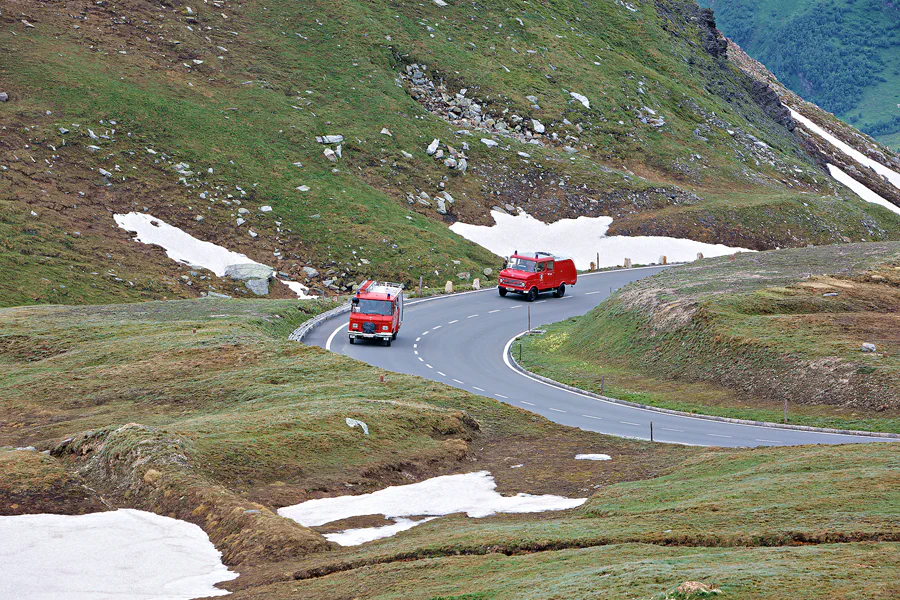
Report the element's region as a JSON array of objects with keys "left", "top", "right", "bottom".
[
  {"left": 349, "top": 337, "right": 355, "bottom": 345},
  {"left": 498, "top": 287, "right": 508, "bottom": 297},
  {"left": 385, "top": 338, "right": 392, "bottom": 347},
  {"left": 391, "top": 332, "right": 397, "bottom": 340},
  {"left": 553, "top": 283, "right": 566, "bottom": 298},
  {"left": 526, "top": 287, "right": 538, "bottom": 302}
]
